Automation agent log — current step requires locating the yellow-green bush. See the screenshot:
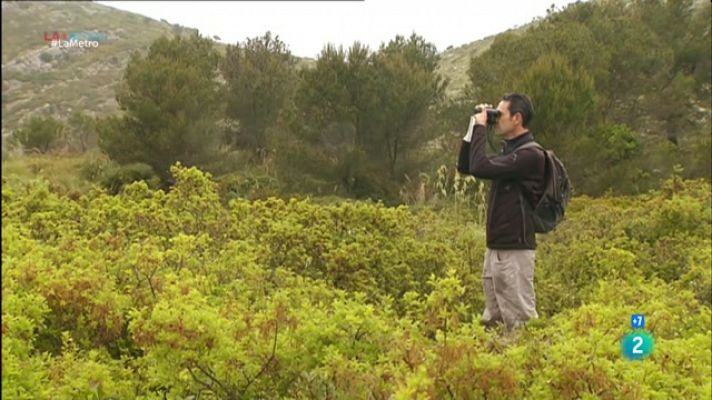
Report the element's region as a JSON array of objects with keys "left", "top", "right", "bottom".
[{"left": 2, "top": 165, "right": 709, "bottom": 399}]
